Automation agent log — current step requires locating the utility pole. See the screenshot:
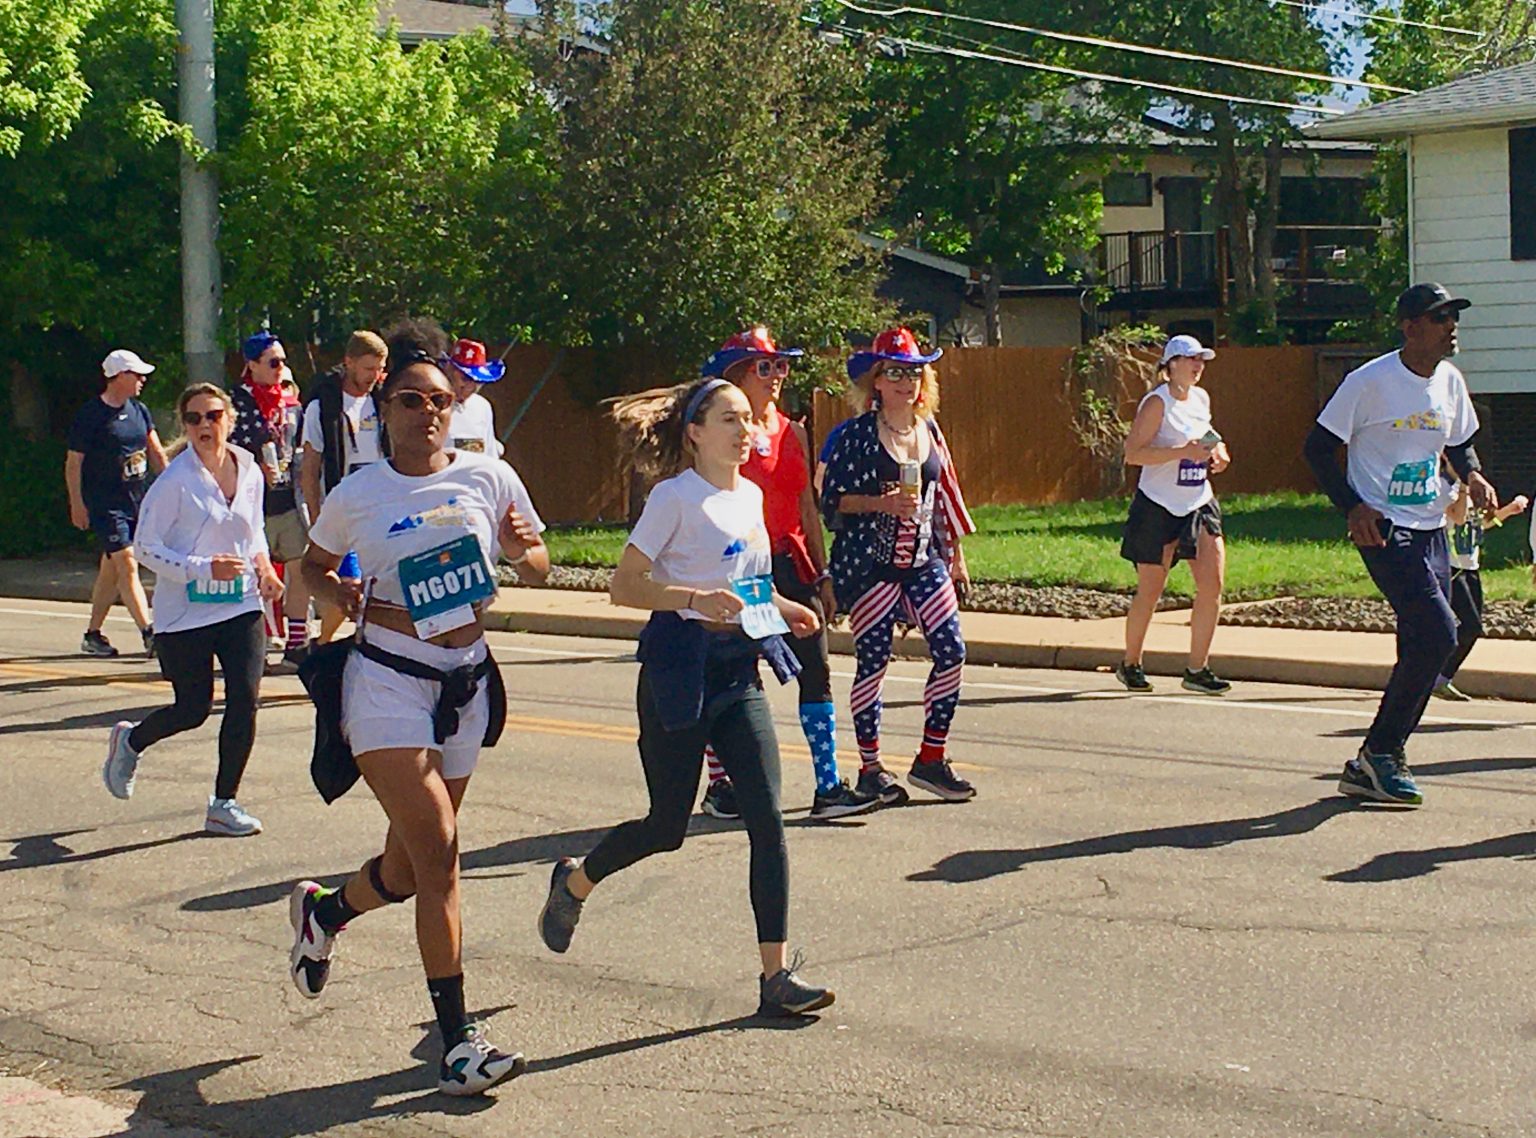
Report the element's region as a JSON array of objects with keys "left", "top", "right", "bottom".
[{"left": 176, "top": 0, "right": 224, "bottom": 384}]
